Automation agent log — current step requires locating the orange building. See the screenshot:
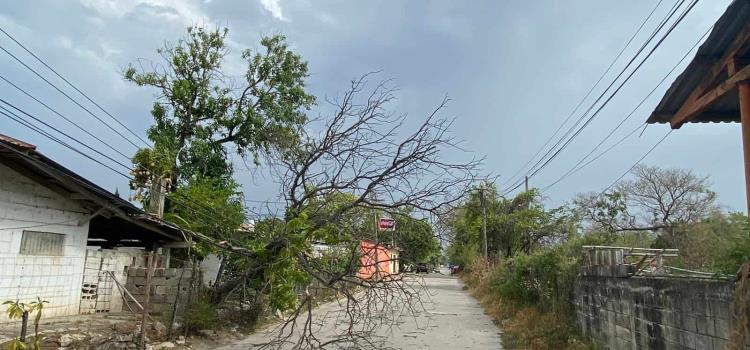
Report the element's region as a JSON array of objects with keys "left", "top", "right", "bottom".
[{"left": 357, "top": 240, "right": 400, "bottom": 279}]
